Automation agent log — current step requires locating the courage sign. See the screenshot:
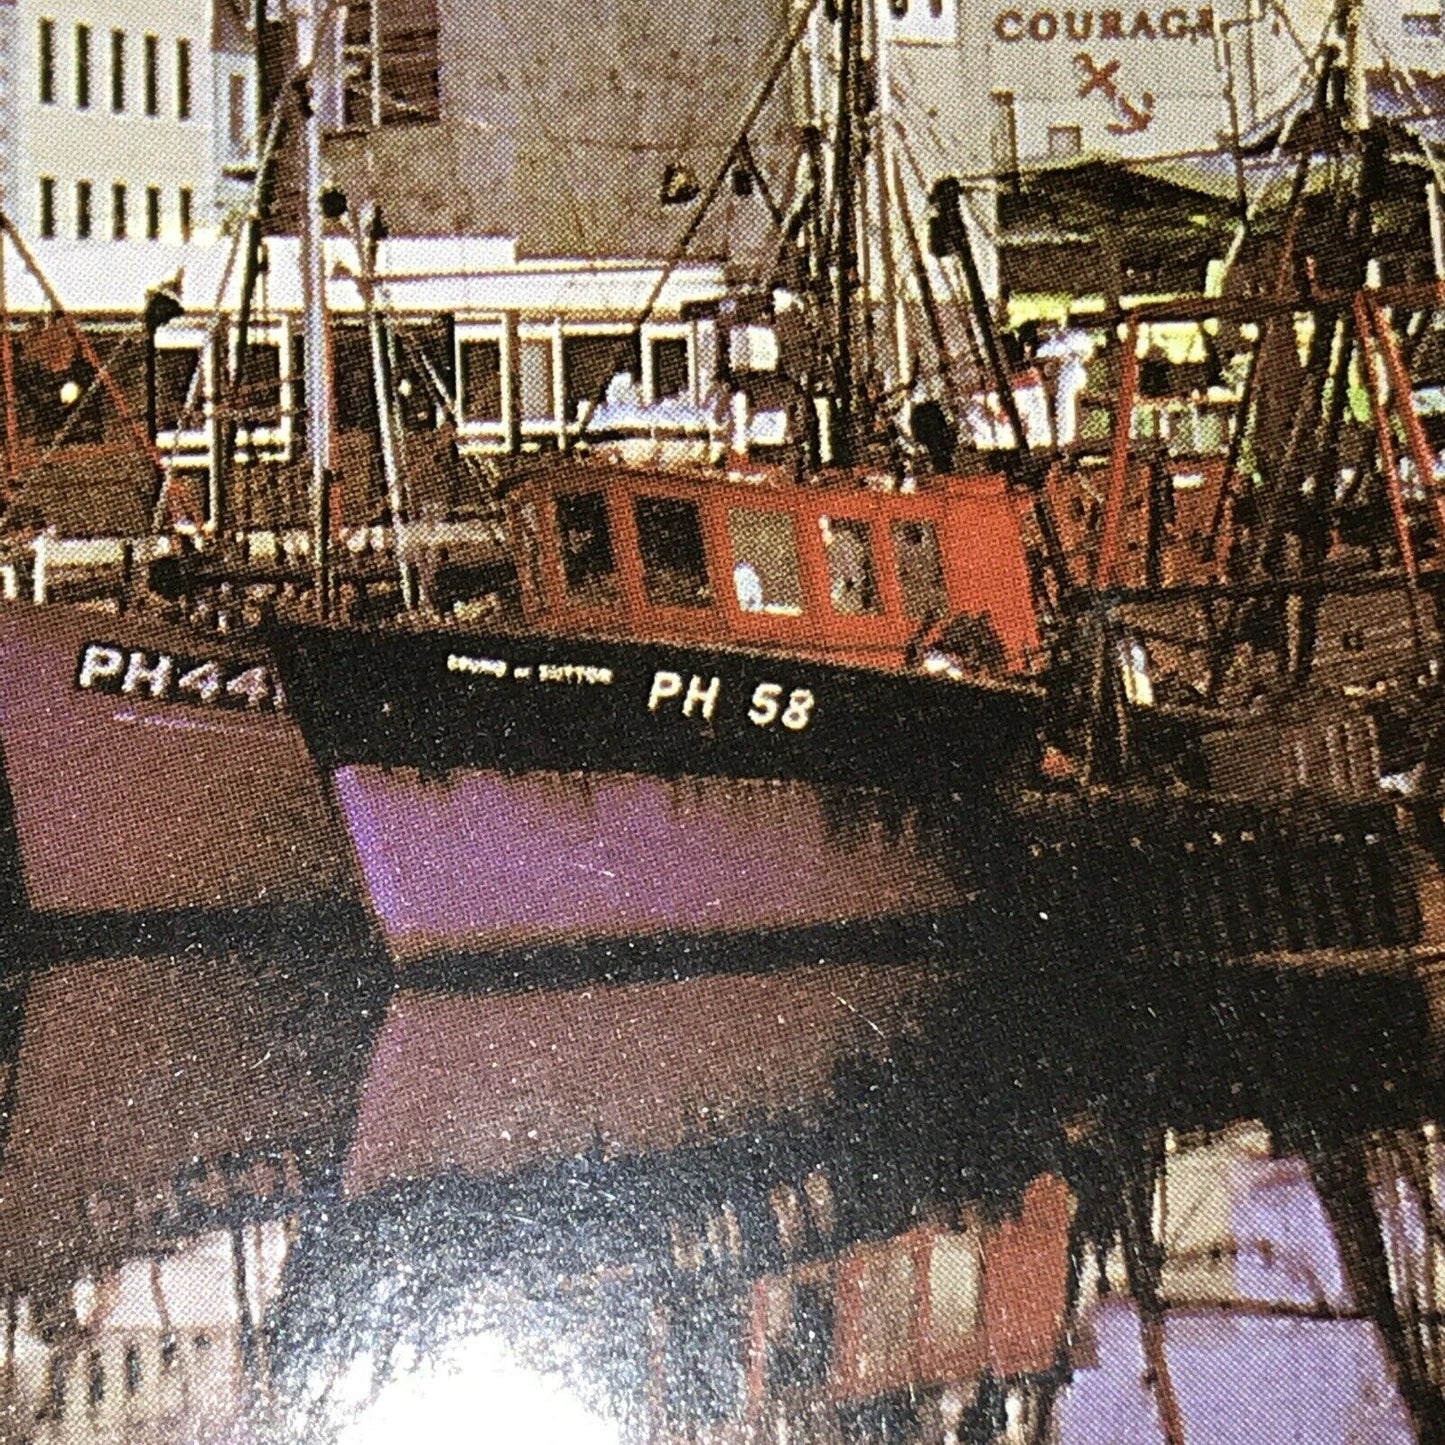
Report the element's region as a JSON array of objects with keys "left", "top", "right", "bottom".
[{"left": 993, "top": 6, "right": 1214, "bottom": 40}]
